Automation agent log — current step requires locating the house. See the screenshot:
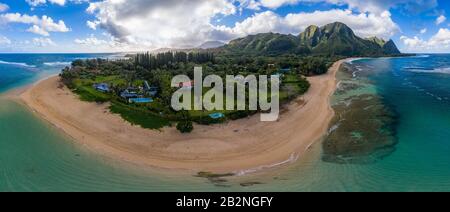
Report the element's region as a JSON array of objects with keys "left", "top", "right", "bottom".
[
  {"left": 120, "top": 88, "right": 140, "bottom": 99},
  {"left": 93, "top": 83, "right": 110, "bottom": 93},
  {"left": 143, "top": 80, "right": 158, "bottom": 96}
]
